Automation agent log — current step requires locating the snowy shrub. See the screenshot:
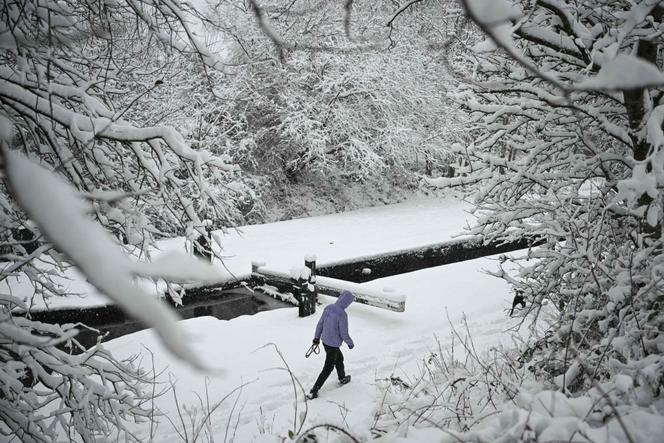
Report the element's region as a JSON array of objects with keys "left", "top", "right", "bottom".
[
  {"left": 370, "top": 328, "right": 663, "bottom": 443},
  {"left": 0, "top": 0, "right": 240, "bottom": 440},
  {"left": 369, "top": 320, "right": 524, "bottom": 439},
  {"left": 198, "top": 0, "right": 466, "bottom": 216},
  {"left": 0, "top": 296, "right": 154, "bottom": 442},
  {"left": 439, "top": 383, "right": 664, "bottom": 443},
  {"left": 425, "top": 0, "right": 664, "bottom": 420}
]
